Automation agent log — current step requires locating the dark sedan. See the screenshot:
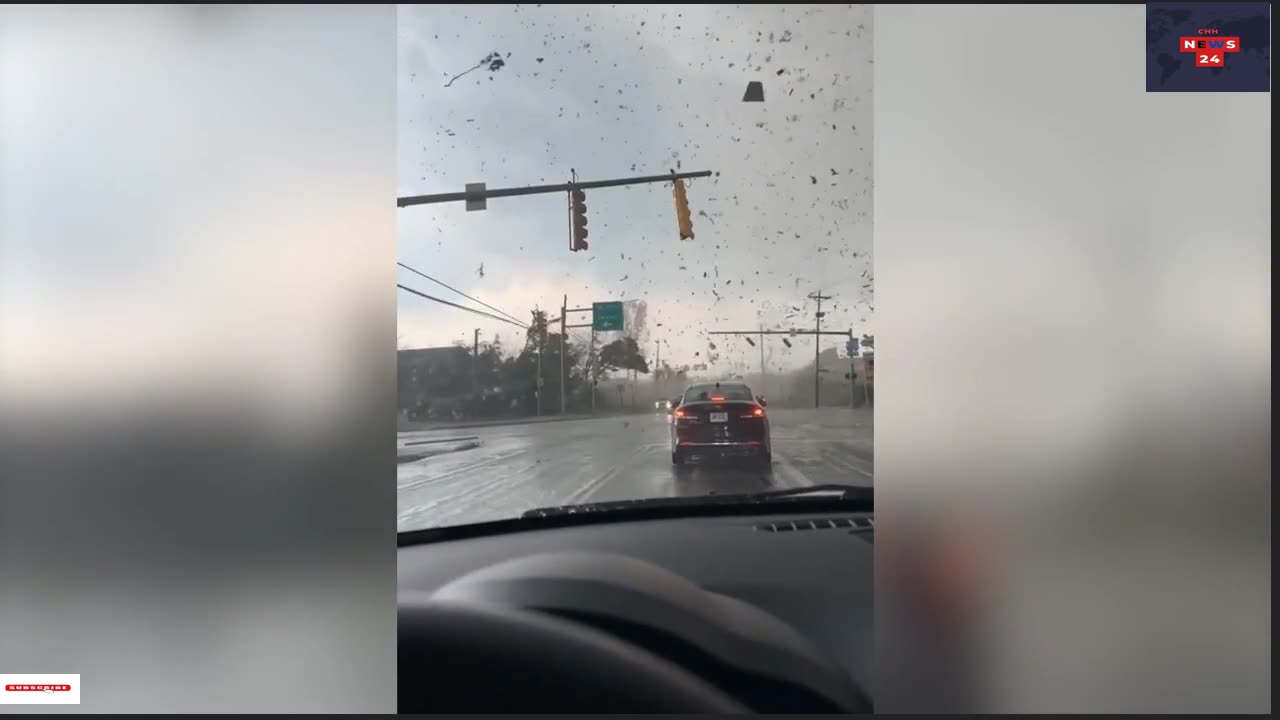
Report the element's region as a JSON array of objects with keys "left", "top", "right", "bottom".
[{"left": 670, "top": 382, "right": 771, "bottom": 465}]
